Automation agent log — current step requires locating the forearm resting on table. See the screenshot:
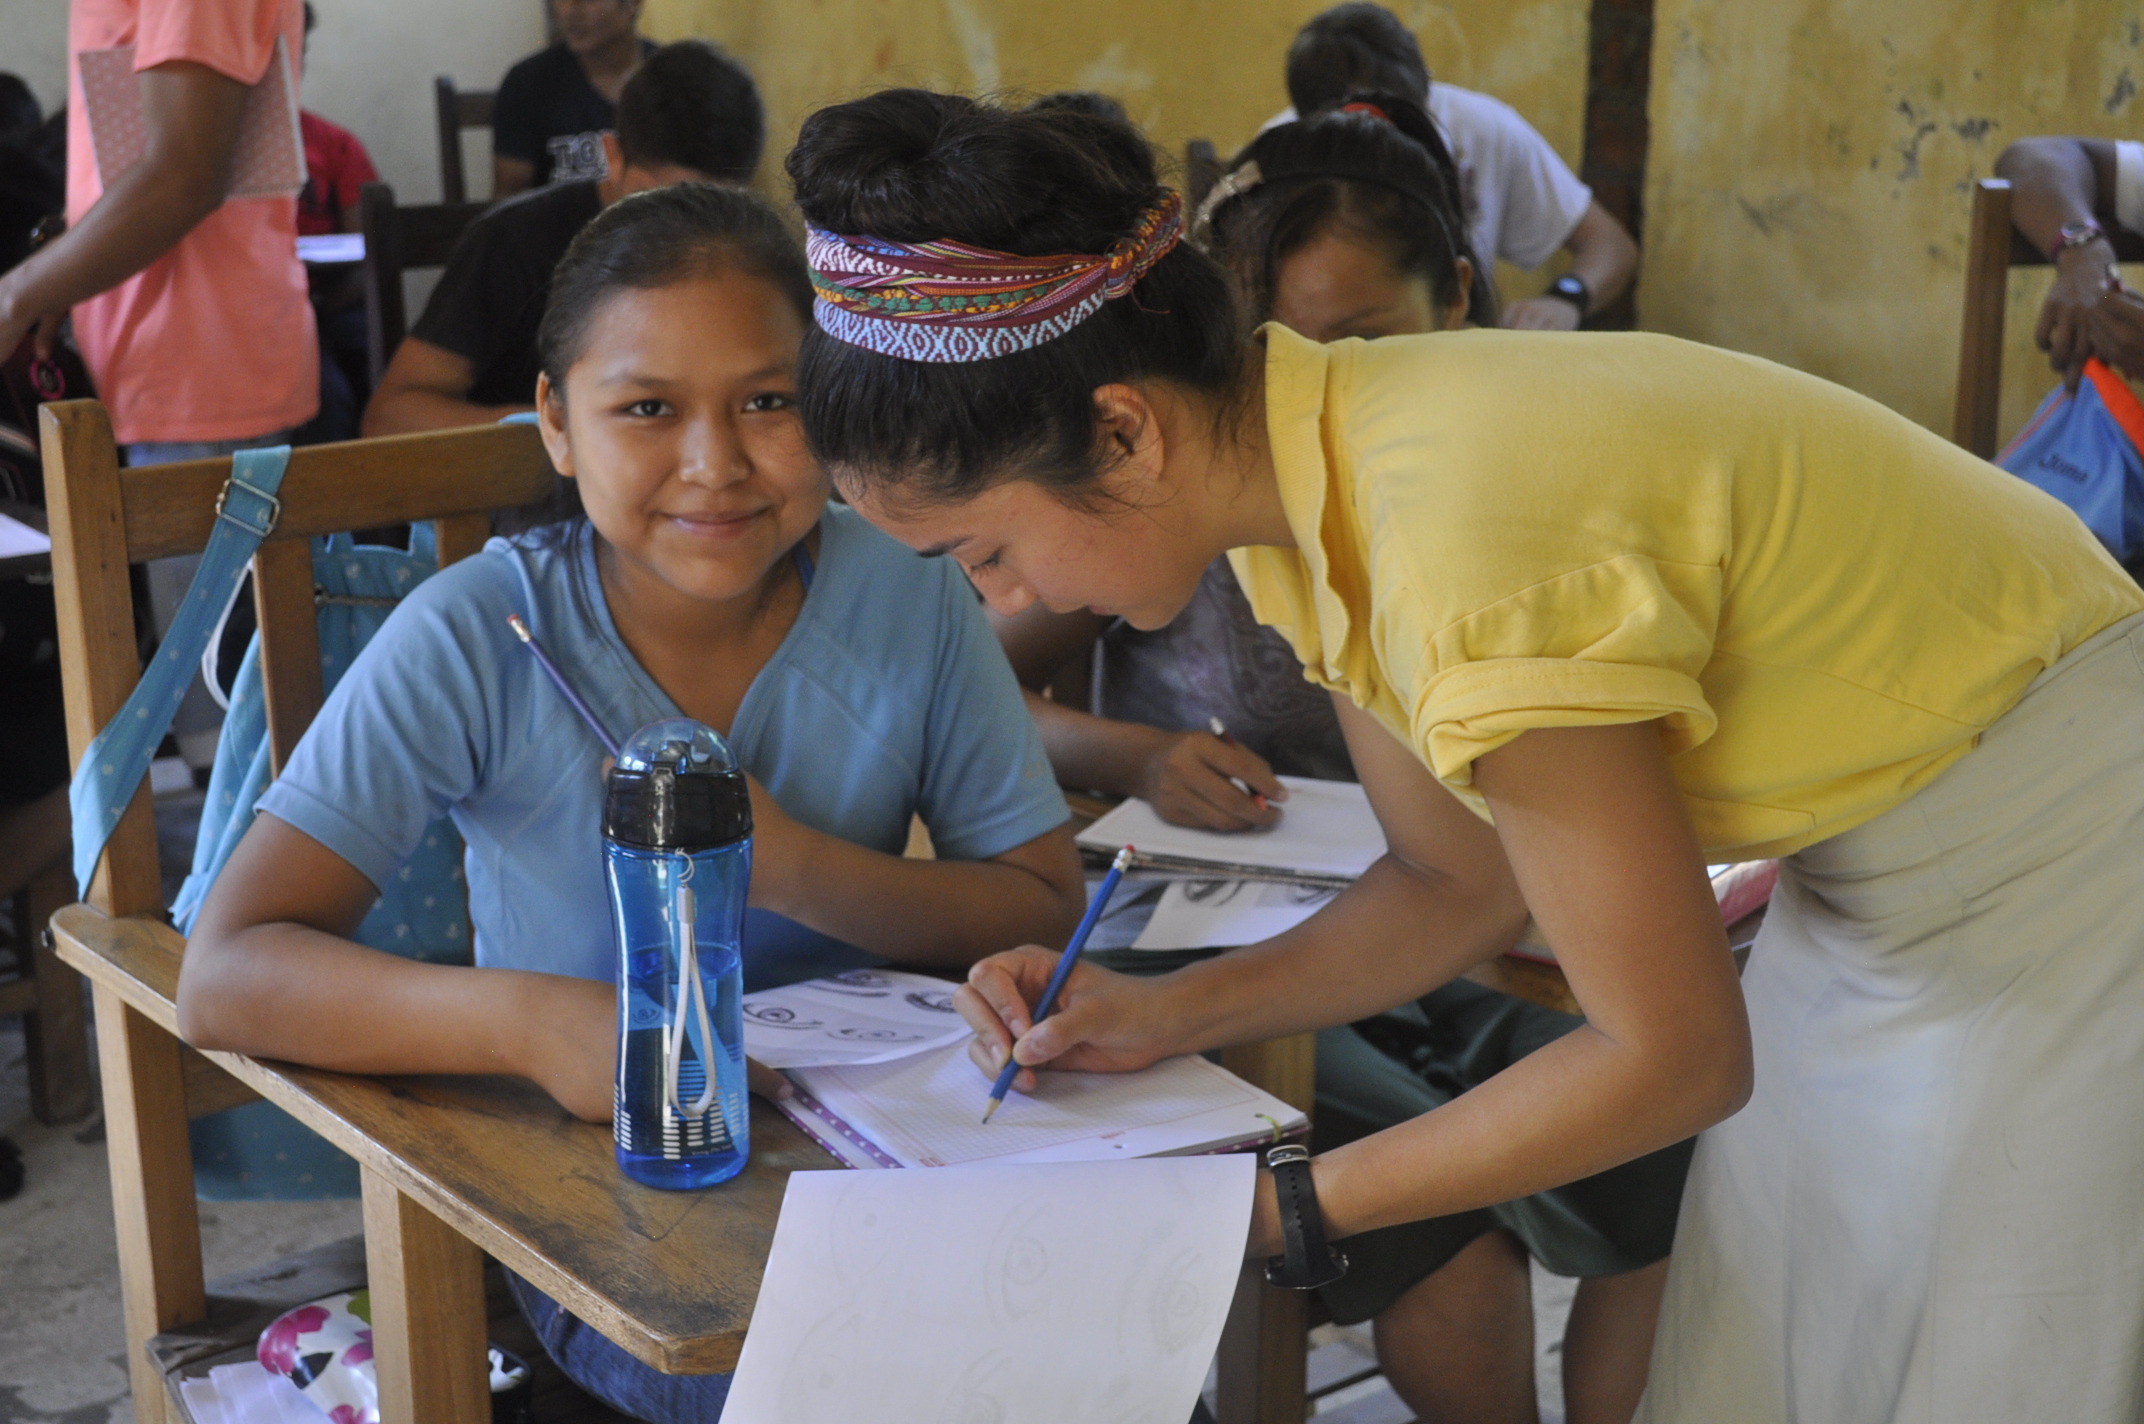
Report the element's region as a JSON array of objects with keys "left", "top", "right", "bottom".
[
  {"left": 178, "top": 921, "right": 580, "bottom": 1082},
  {"left": 361, "top": 337, "right": 531, "bottom": 436},
  {"left": 1024, "top": 690, "right": 1169, "bottom": 801},
  {"left": 763, "top": 824, "right": 1086, "bottom": 970}
]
